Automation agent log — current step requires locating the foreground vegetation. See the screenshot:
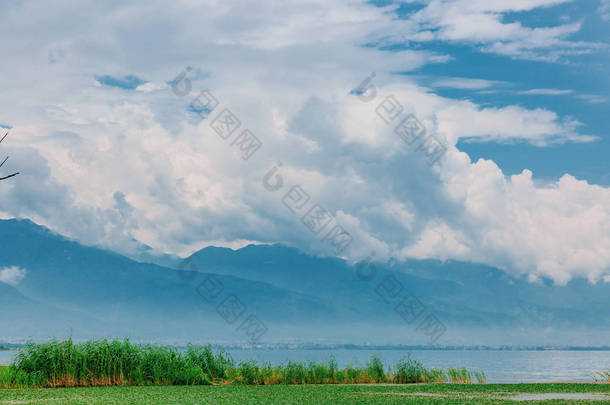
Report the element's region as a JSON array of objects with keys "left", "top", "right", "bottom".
[
  {"left": 1, "top": 383, "right": 609, "bottom": 404},
  {"left": 0, "top": 339, "right": 485, "bottom": 388}
]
